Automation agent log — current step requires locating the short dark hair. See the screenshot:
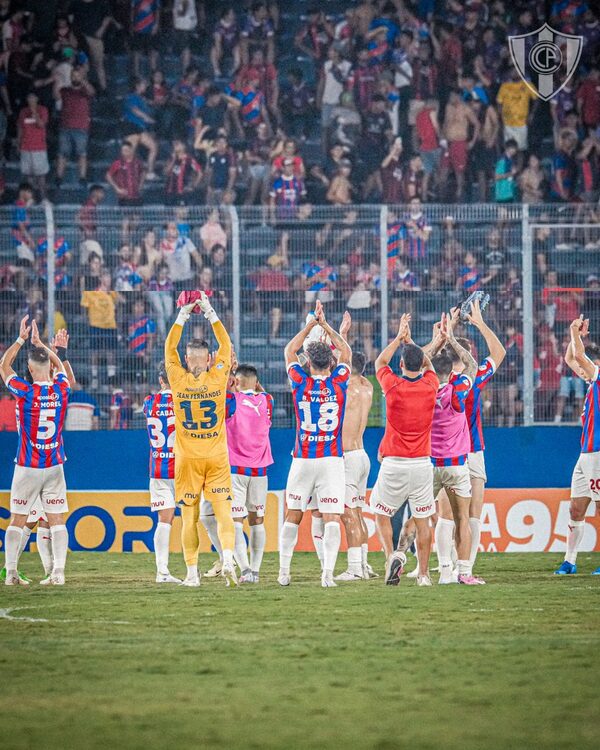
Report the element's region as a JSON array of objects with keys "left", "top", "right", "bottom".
[
  {"left": 306, "top": 342, "right": 333, "bottom": 371},
  {"left": 28, "top": 347, "right": 50, "bottom": 365},
  {"left": 18, "top": 181, "right": 33, "bottom": 194},
  {"left": 352, "top": 351, "right": 366, "bottom": 375},
  {"left": 505, "top": 138, "right": 518, "bottom": 150},
  {"left": 158, "top": 361, "right": 169, "bottom": 386},
  {"left": 402, "top": 344, "right": 425, "bottom": 372},
  {"left": 585, "top": 343, "right": 600, "bottom": 362},
  {"left": 236, "top": 364, "right": 258, "bottom": 379},
  {"left": 432, "top": 351, "right": 454, "bottom": 379},
  {"left": 187, "top": 339, "right": 209, "bottom": 353}
]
